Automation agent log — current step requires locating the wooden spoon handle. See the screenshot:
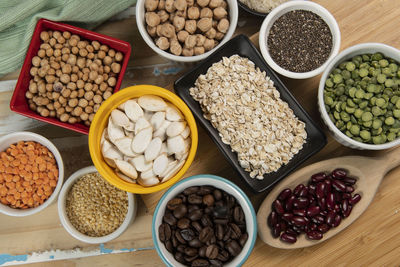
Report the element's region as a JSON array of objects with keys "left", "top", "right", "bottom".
[{"left": 379, "top": 146, "right": 400, "bottom": 175}]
